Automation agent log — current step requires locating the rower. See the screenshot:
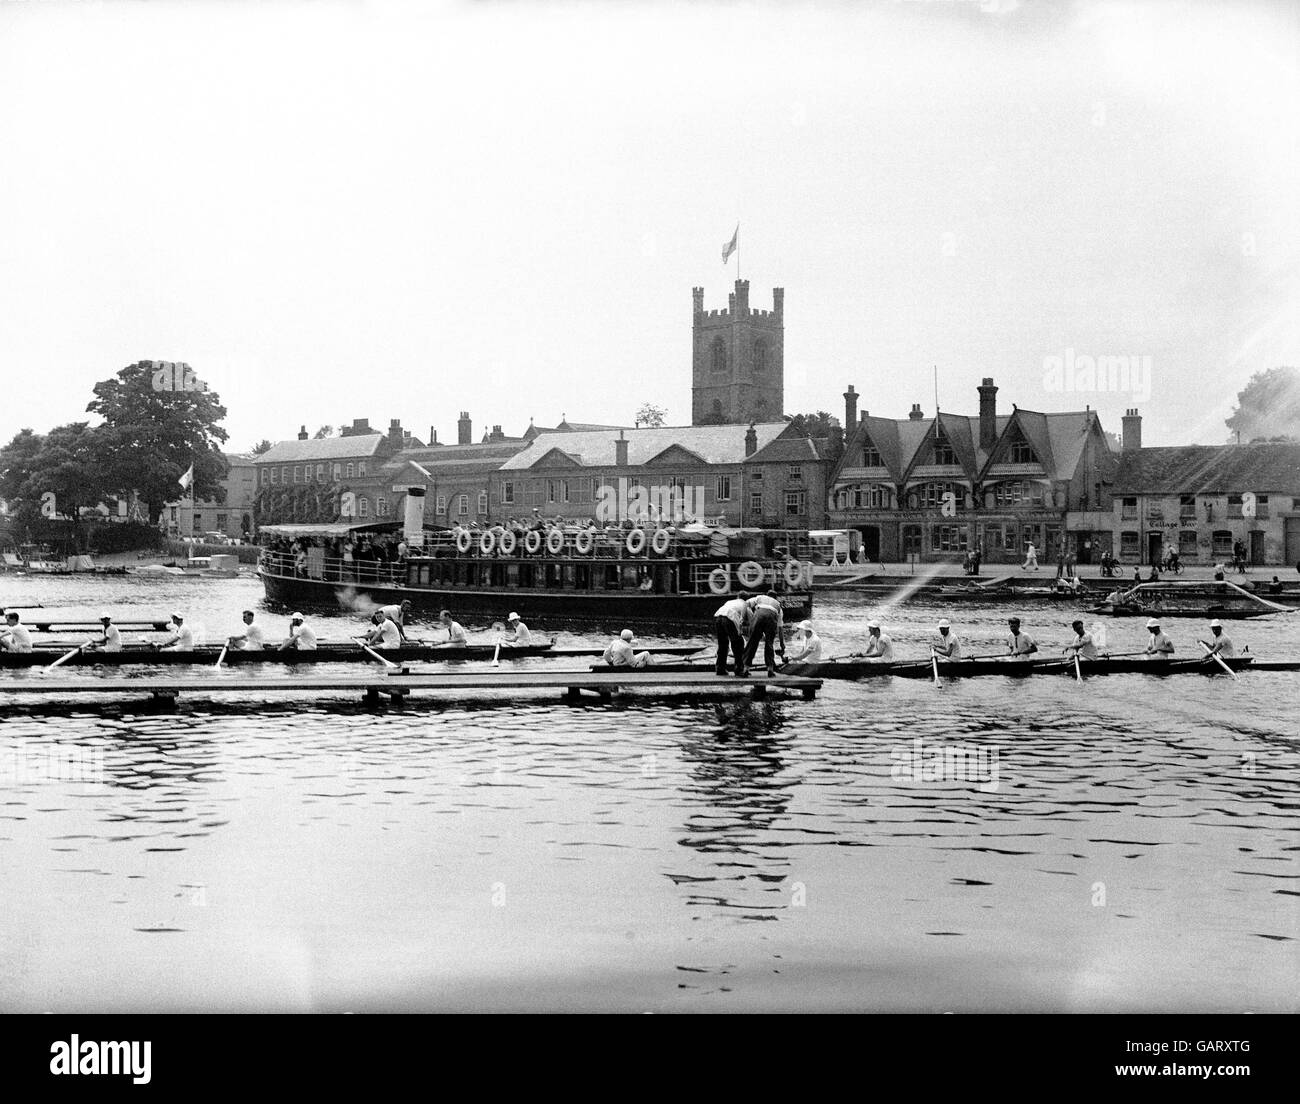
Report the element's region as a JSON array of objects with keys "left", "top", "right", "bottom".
[
  {"left": 860, "top": 620, "right": 894, "bottom": 661},
  {"left": 363, "top": 610, "right": 402, "bottom": 650},
  {"left": 602, "top": 628, "right": 651, "bottom": 668},
  {"left": 502, "top": 612, "right": 533, "bottom": 647},
  {"left": 1143, "top": 617, "right": 1175, "bottom": 657},
  {"left": 1006, "top": 617, "right": 1038, "bottom": 659},
  {"left": 89, "top": 613, "right": 122, "bottom": 652},
  {"left": 279, "top": 612, "right": 317, "bottom": 651},
  {"left": 0, "top": 611, "right": 33, "bottom": 653},
  {"left": 226, "top": 610, "right": 265, "bottom": 651},
  {"left": 783, "top": 620, "right": 822, "bottom": 664},
  {"left": 930, "top": 619, "right": 961, "bottom": 659},
  {"left": 157, "top": 613, "right": 194, "bottom": 651},
  {"left": 1200, "top": 618, "right": 1234, "bottom": 658},
  {"left": 1064, "top": 619, "right": 1098, "bottom": 659},
  {"left": 438, "top": 609, "right": 468, "bottom": 645},
  {"left": 377, "top": 600, "right": 413, "bottom": 641}
]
